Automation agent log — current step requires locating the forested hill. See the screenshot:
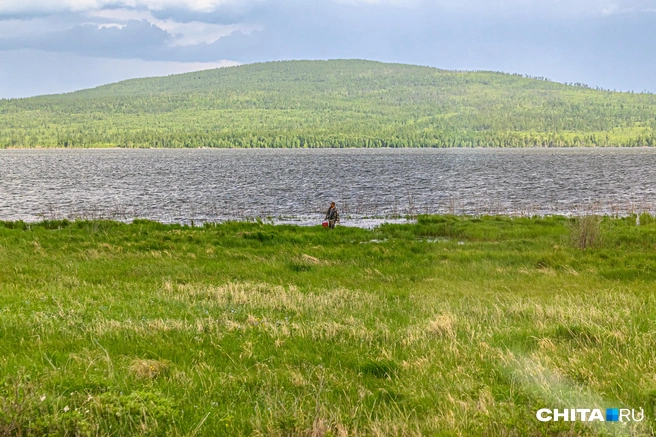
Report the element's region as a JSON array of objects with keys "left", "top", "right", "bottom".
[{"left": 1, "top": 59, "right": 655, "bottom": 148}]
